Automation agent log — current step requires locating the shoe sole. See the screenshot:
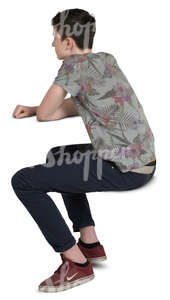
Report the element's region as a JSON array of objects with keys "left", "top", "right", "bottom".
[
  {"left": 87, "top": 256, "right": 107, "bottom": 263},
  {"left": 38, "top": 274, "right": 95, "bottom": 292}
]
